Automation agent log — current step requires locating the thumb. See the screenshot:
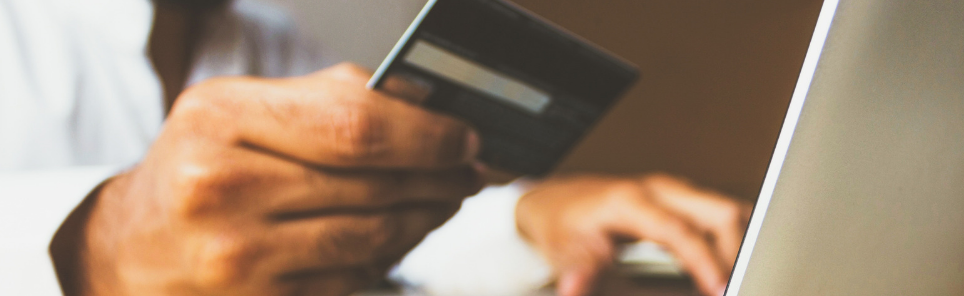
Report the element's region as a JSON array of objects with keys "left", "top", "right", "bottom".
[{"left": 557, "top": 268, "right": 598, "bottom": 296}]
